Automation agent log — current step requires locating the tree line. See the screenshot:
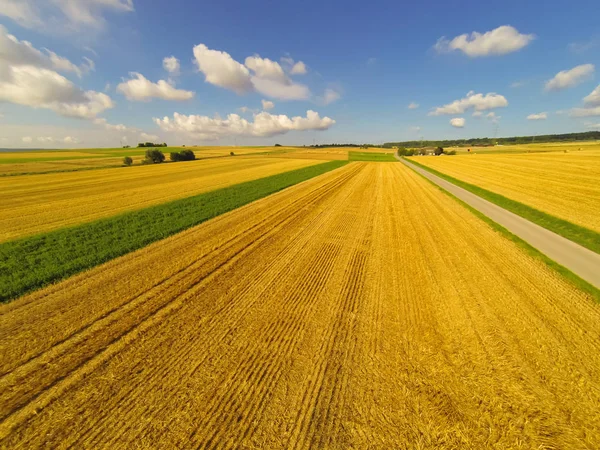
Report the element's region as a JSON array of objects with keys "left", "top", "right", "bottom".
[{"left": 383, "top": 131, "right": 600, "bottom": 148}]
